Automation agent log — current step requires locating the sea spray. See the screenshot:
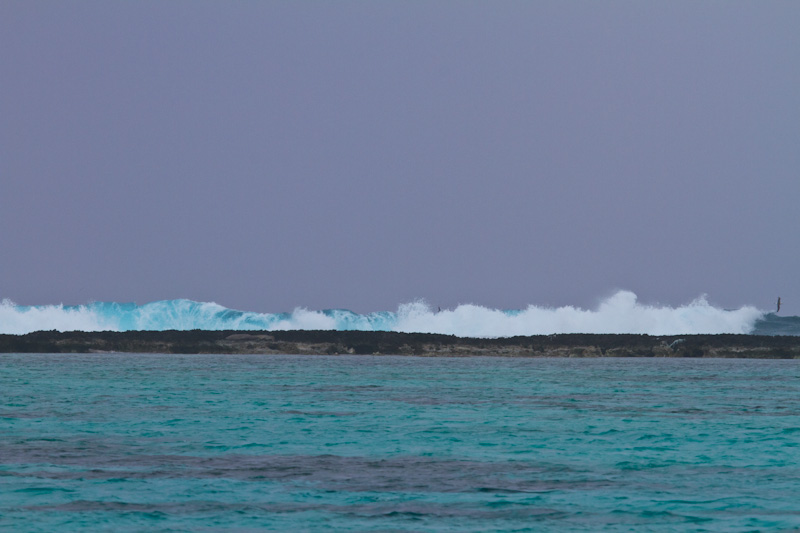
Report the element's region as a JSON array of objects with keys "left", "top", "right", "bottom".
[{"left": 0, "top": 291, "right": 771, "bottom": 336}]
